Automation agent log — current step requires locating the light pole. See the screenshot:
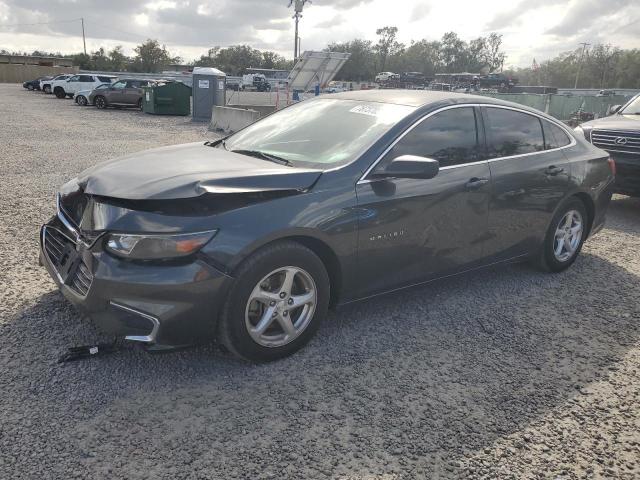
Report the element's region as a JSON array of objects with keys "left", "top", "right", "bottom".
[{"left": 288, "top": 0, "right": 310, "bottom": 61}]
